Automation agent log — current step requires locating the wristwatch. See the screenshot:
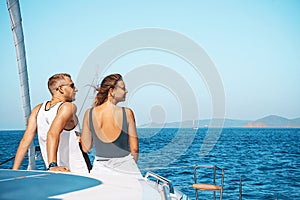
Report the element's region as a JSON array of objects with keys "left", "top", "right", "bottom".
[{"left": 47, "top": 162, "right": 58, "bottom": 170}]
